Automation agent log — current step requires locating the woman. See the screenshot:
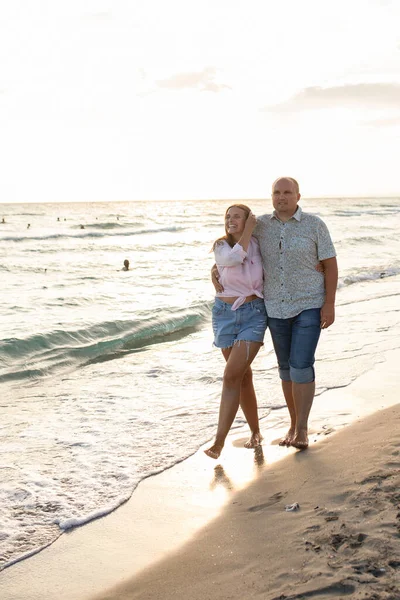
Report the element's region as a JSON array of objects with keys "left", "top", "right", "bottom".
[{"left": 205, "top": 204, "right": 268, "bottom": 459}]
